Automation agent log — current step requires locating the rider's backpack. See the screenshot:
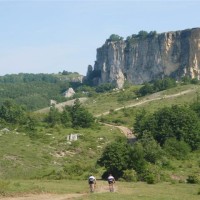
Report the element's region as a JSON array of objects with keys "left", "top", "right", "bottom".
[{"left": 89, "top": 177, "right": 94, "bottom": 184}]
